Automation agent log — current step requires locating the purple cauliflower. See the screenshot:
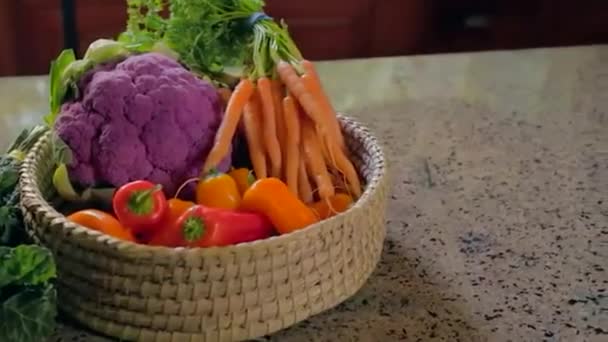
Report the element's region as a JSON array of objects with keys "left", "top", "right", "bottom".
[{"left": 55, "top": 52, "right": 231, "bottom": 196}]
